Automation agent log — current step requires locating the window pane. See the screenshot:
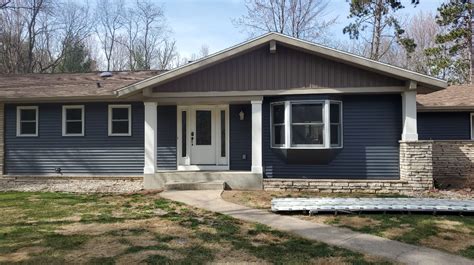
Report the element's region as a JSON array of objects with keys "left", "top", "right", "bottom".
[
  {"left": 220, "top": 110, "right": 226, "bottom": 157},
  {"left": 272, "top": 104, "right": 285, "bottom": 124},
  {"left": 21, "top": 122, "right": 36, "bottom": 135},
  {"left": 112, "top": 108, "right": 129, "bottom": 120},
  {"left": 330, "top": 103, "right": 340, "bottom": 123},
  {"left": 112, "top": 121, "right": 129, "bottom": 134},
  {"left": 292, "top": 124, "right": 323, "bottom": 145},
  {"left": 66, "top": 108, "right": 82, "bottom": 120},
  {"left": 182, "top": 111, "right": 187, "bottom": 157},
  {"left": 21, "top": 109, "right": 36, "bottom": 121},
  {"left": 196, "top": 110, "right": 211, "bottom": 145},
  {"left": 331, "top": 124, "right": 340, "bottom": 146},
  {"left": 66, "top": 121, "right": 82, "bottom": 134},
  {"left": 292, "top": 104, "right": 322, "bottom": 123},
  {"left": 273, "top": 125, "right": 285, "bottom": 145}
]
